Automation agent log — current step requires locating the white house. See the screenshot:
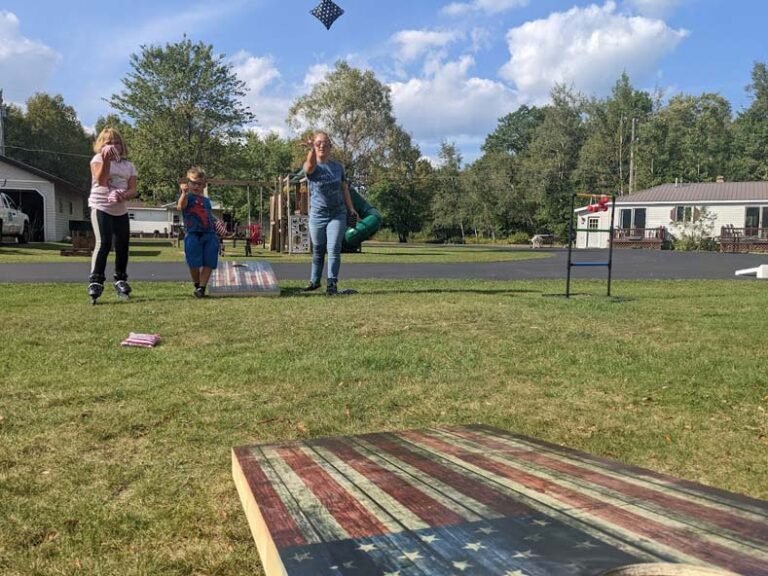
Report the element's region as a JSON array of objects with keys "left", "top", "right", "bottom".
[
  {"left": 126, "top": 199, "right": 224, "bottom": 236},
  {"left": 0, "top": 154, "right": 88, "bottom": 242},
  {"left": 574, "top": 181, "right": 768, "bottom": 250}
]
